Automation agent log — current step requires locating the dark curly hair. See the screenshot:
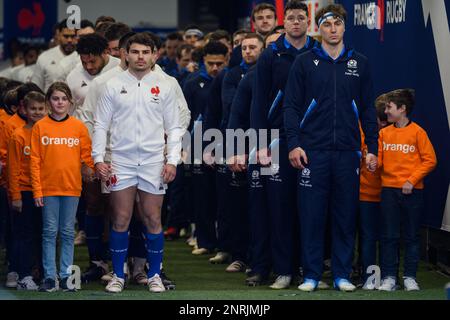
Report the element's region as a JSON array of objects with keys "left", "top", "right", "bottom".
[
  {"left": 76, "top": 33, "right": 109, "bottom": 56},
  {"left": 203, "top": 41, "right": 228, "bottom": 56}
]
